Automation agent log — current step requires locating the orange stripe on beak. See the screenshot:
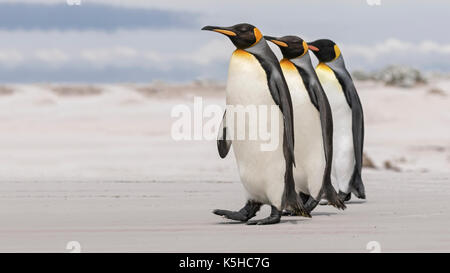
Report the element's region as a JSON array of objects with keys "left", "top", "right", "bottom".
[
  {"left": 308, "top": 45, "right": 319, "bottom": 51},
  {"left": 271, "top": 40, "right": 288, "bottom": 47},
  {"left": 213, "top": 29, "right": 237, "bottom": 36}
]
